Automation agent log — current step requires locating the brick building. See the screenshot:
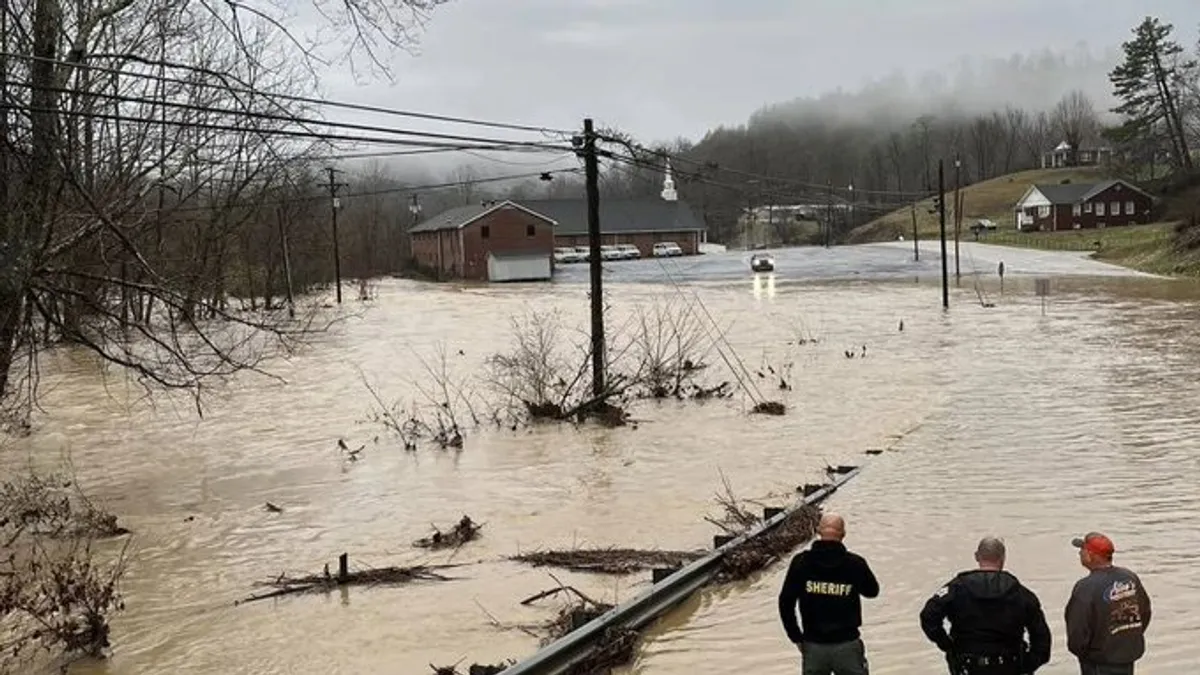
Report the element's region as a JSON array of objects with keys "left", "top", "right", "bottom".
[
  {"left": 408, "top": 200, "right": 556, "bottom": 281},
  {"left": 1014, "top": 179, "right": 1155, "bottom": 232}
]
